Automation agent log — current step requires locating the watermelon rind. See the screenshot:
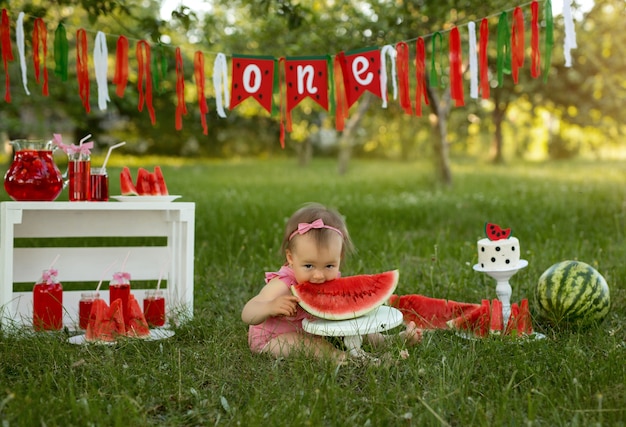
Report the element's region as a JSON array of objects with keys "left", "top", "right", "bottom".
[
  {"left": 534, "top": 260, "right": 610, "bottom": 328},
  {"left": 291, "top": 270, "right": 399, "bottom": 321}
]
